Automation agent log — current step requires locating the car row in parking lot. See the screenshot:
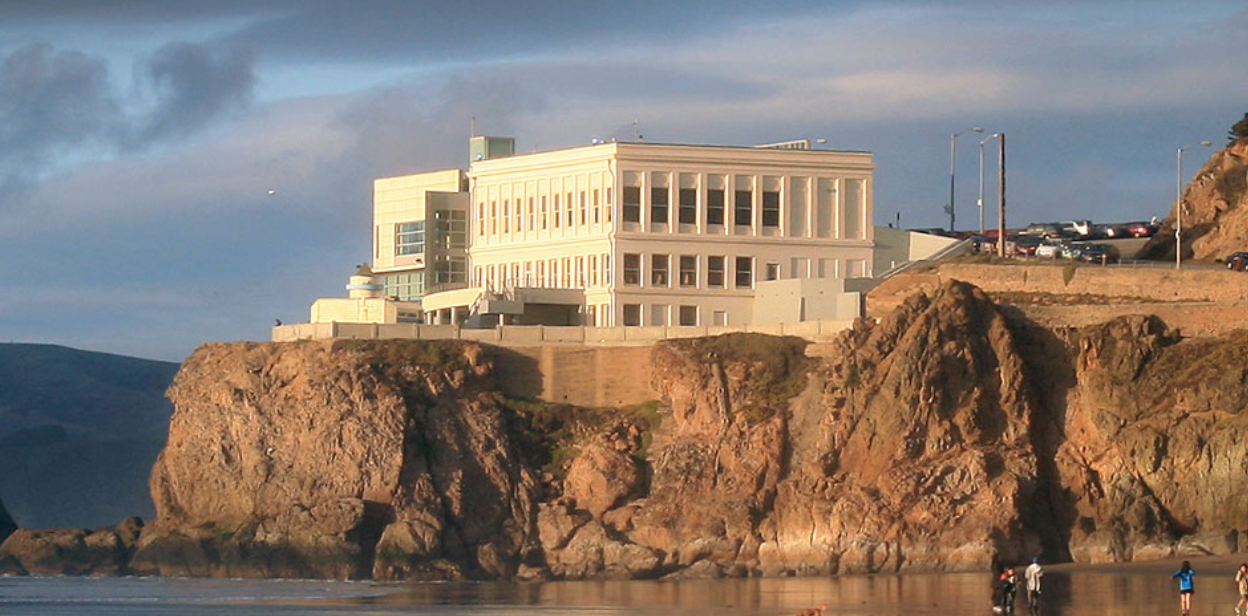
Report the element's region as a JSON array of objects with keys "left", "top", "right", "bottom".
[{"left": 971, "top": 234, "right": 1121, "bottom": 263}]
